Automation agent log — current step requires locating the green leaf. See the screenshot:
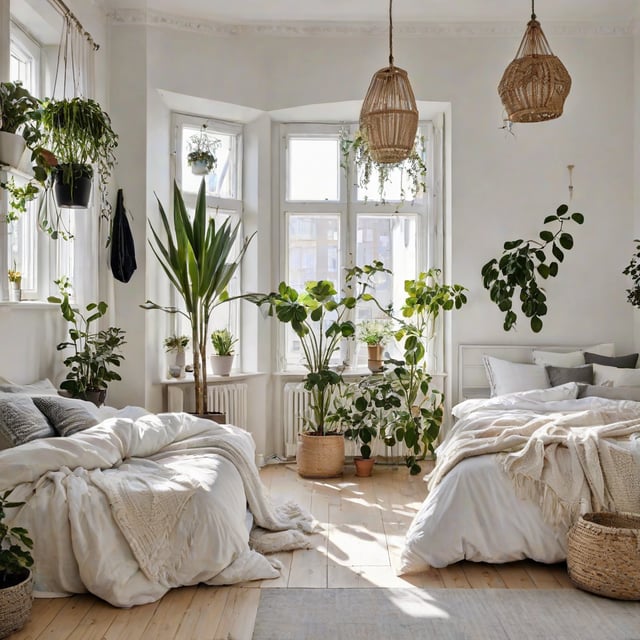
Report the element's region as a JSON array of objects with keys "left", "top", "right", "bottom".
[
  {"left": 539, "top": 230, "right": 554, "bottom": 243},
  {"left": 571, "top": 212, "right": 584, "bottom": 224},
  {"left": 552, "top": 244, "right": 564, "bottom": 263},
  {"left": 556, "top": 204, "right": 569, "bottom": 216},
  {"left": 543, "top": 215, "right": 557, "bottom": 224},
  {"left": 559, "top": 233, "right": 573, "bottom": 250},
  {"left": 530, "top": 316, "right": 543, "bottom": 333}
]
